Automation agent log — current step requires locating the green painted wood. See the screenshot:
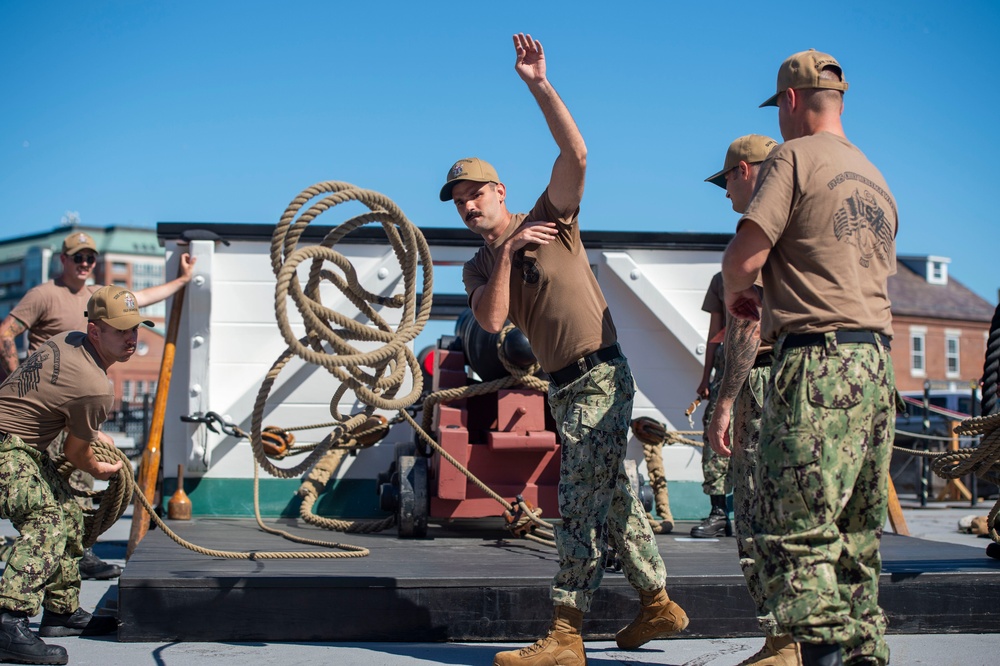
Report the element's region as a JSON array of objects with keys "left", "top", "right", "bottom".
[{"left": 158, "top": 477, "right": 715, "bottom": 520}]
